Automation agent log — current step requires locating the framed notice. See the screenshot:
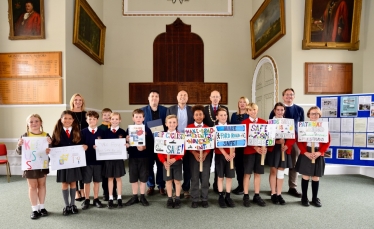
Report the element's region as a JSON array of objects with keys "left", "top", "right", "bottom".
[{"left": 305, "top": 63, "right": 352, "bottom": 94}]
